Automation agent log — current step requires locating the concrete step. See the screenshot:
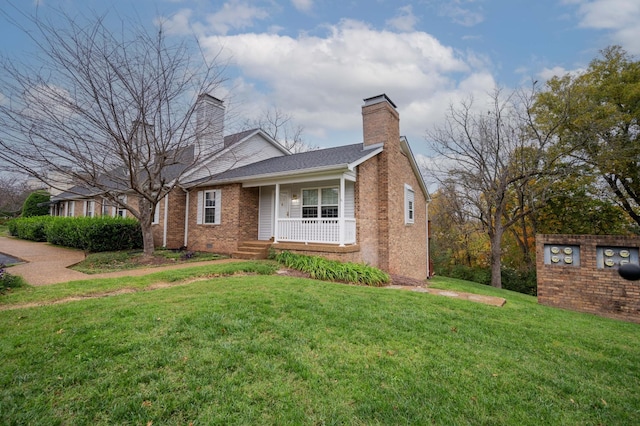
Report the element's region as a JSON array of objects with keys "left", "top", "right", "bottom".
[{"left": 231, "top": 241, "right": 272, "bottom": 260}]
